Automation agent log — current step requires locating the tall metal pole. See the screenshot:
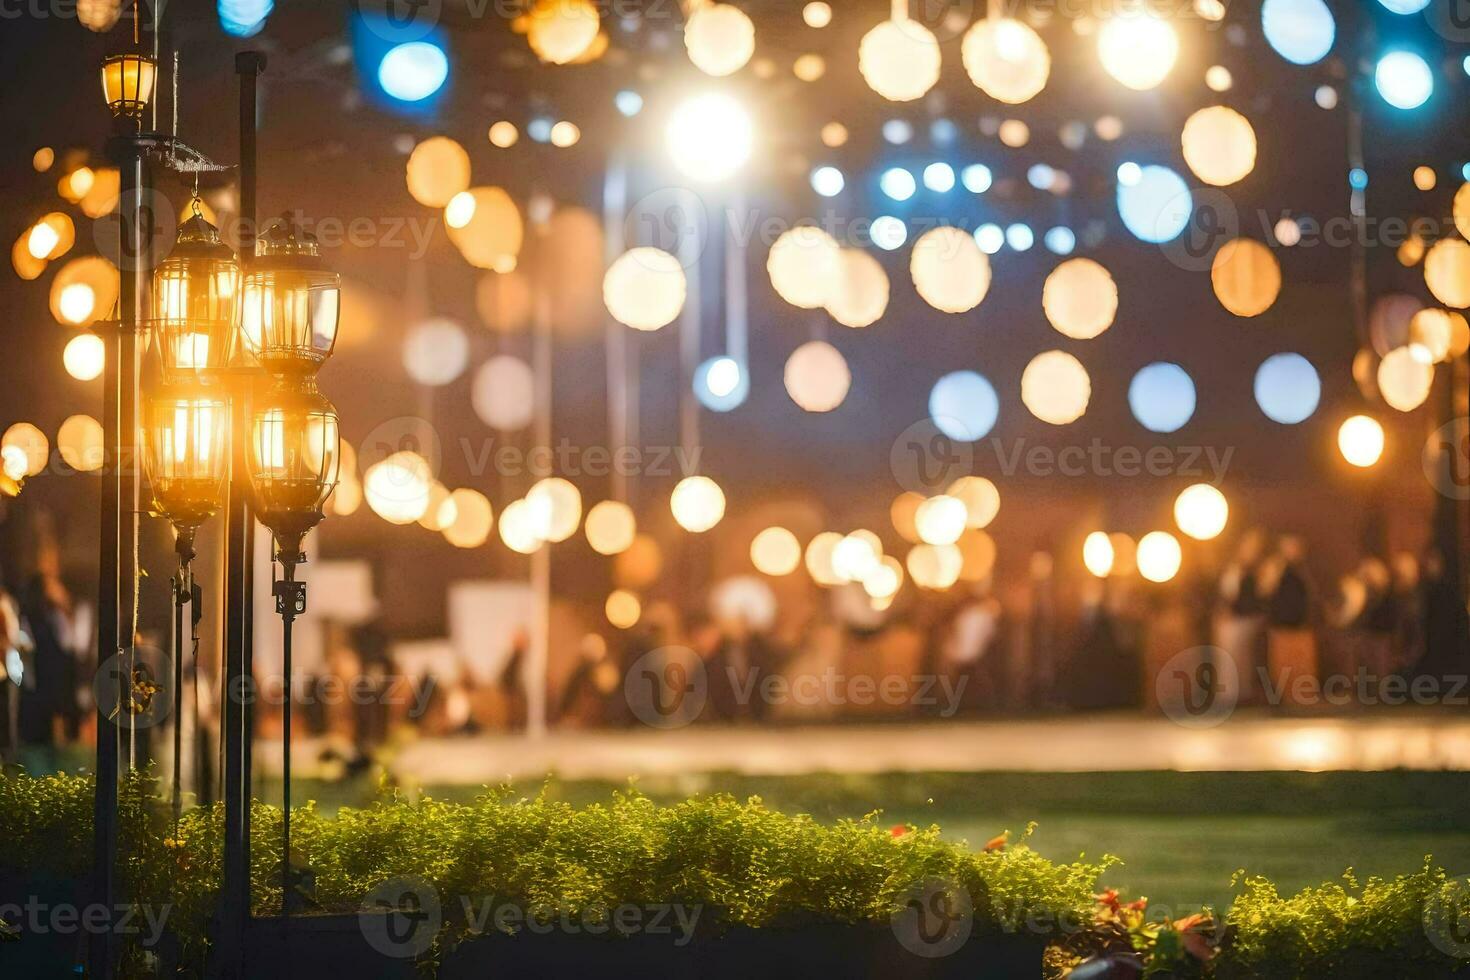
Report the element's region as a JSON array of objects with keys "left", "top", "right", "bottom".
[
  {"left": 219, "top": 49, "right": 264, "bottom": 980},
  {"left": 89, "top": 133, "right": 140, "bottom": 980}
]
